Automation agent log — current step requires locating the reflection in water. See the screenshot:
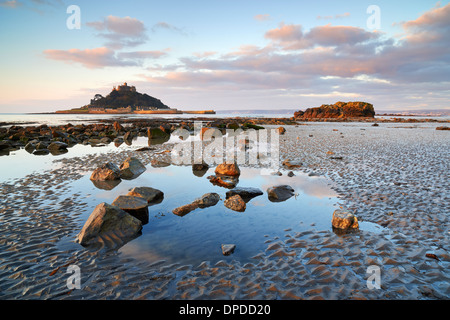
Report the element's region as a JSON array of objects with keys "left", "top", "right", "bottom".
[
  {"left": 91, "top": 179, "right": 122, "bottom": 190},
  {"left": 80, "top": 164, "right": 342, "bottom": 266}
]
